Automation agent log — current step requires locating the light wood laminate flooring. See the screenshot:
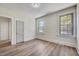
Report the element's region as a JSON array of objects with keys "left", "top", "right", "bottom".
[{"left": 0, "top": 39, "right": 78, "bottom": 56}]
